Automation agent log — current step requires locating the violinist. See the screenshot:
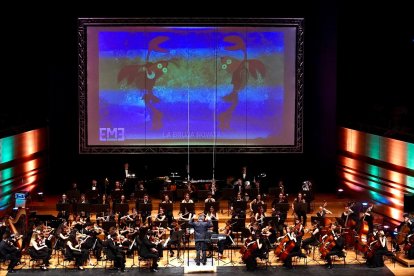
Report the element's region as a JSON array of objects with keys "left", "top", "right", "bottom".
[
  {"left": 28, "top": 231, "right": 50, "bottom": 271},
  {"left": 217, "top": 220, "right": 234, "bottom": 259},
  {"left": 366, "top": 230, "right": 393, "bottom": 268},
  {"left": 138, "top": 230, "right": 159, "bottom": 272},
  {"left": 107, "top": 232, "right": 127, "bottom": 272},
  {"left": 282, "top": 226, "right": 305, "bottom": 269},
  {"left": 80, "top": 222, "right": 103, "bottom": 261},
  {"left": 65, "top": 231, "right": 89, "bottom": 270},
  {"left": 294, "top": 217, "right": 305, "bottom": 243},
  {"left": 323, "top": 227, "right": 344, "bottom": 269},
  {"left": 166, "top": 220, "right": 184, "bottom": 258},
  {"left": 302, "top": 220, "right": 321, "bottom": 254},
  {"left": 0, "top": 233, "right": 22, "bottom": 273}
]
